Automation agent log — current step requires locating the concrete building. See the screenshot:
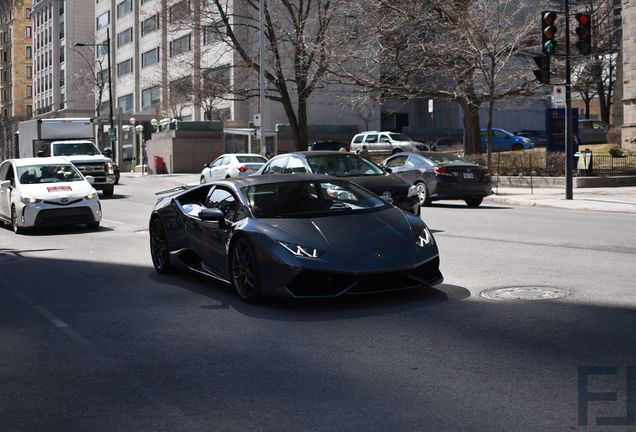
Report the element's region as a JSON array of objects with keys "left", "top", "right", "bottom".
[
  {"left": 0, "top": 0, "right": 33, "bottom": 159},
  {"left": 30, "top": 0, "right": 95, "bottom": 118},
  {"left": 622, "top": 0, "right": 636, "bottom": 151}
]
